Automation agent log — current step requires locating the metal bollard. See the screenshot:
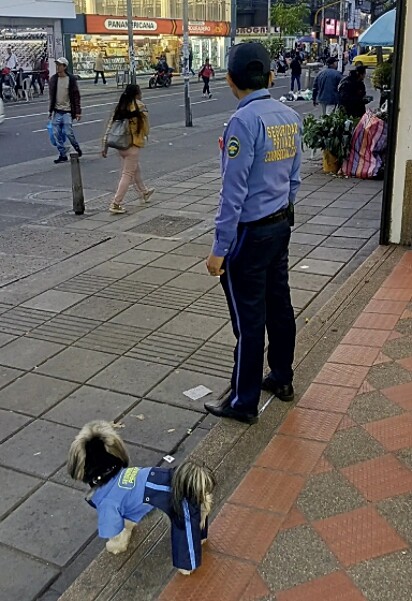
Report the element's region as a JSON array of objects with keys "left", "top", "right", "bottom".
[{"left": 70, "top": 153, "right": 85, "bottom": 215}]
